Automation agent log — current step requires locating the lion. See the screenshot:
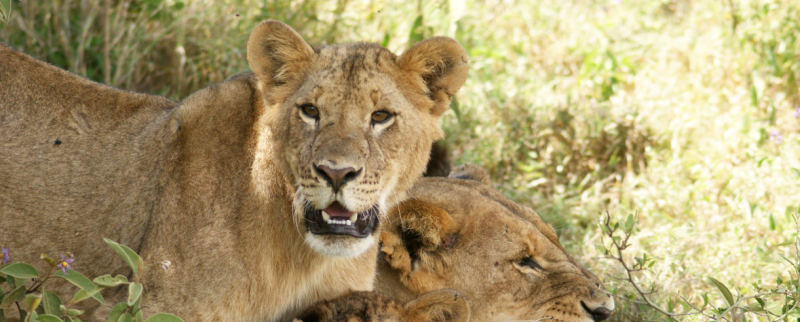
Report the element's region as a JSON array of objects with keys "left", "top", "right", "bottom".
[
  {"left": 0, "top": 20, "right": 468, "bottom": 322},
  {"left": 375, "top": 164, "right": 615, "bottom": 321},
  {"left": 293, "top": 290, "right": 469, "bottom": 322}
]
